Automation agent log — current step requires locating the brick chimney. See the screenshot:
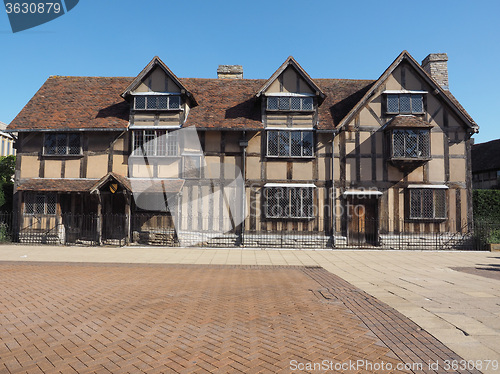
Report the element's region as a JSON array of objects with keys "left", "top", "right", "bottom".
[
  {"left": 421, "top": 53, "right": 449, "bottom": 90},
  {"left": 217, "top": 65, "right": 243, "bottom": 79}
]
